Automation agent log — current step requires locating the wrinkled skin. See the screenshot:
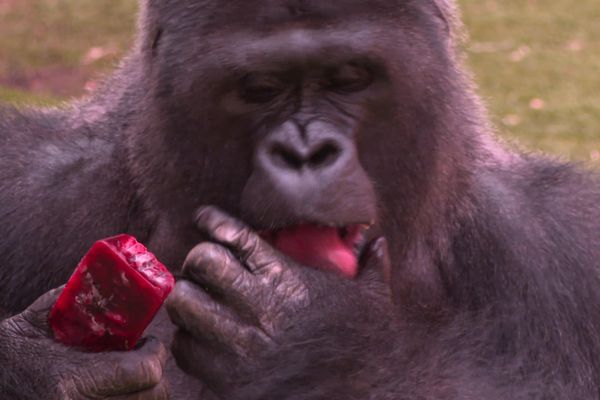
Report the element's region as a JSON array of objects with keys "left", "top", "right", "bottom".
[
  {"left": 0, "top": 288, "right": 169, "bottom": 400},
  {"left": 167, "top": 206, "right": 392, "bottom": 399}
]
